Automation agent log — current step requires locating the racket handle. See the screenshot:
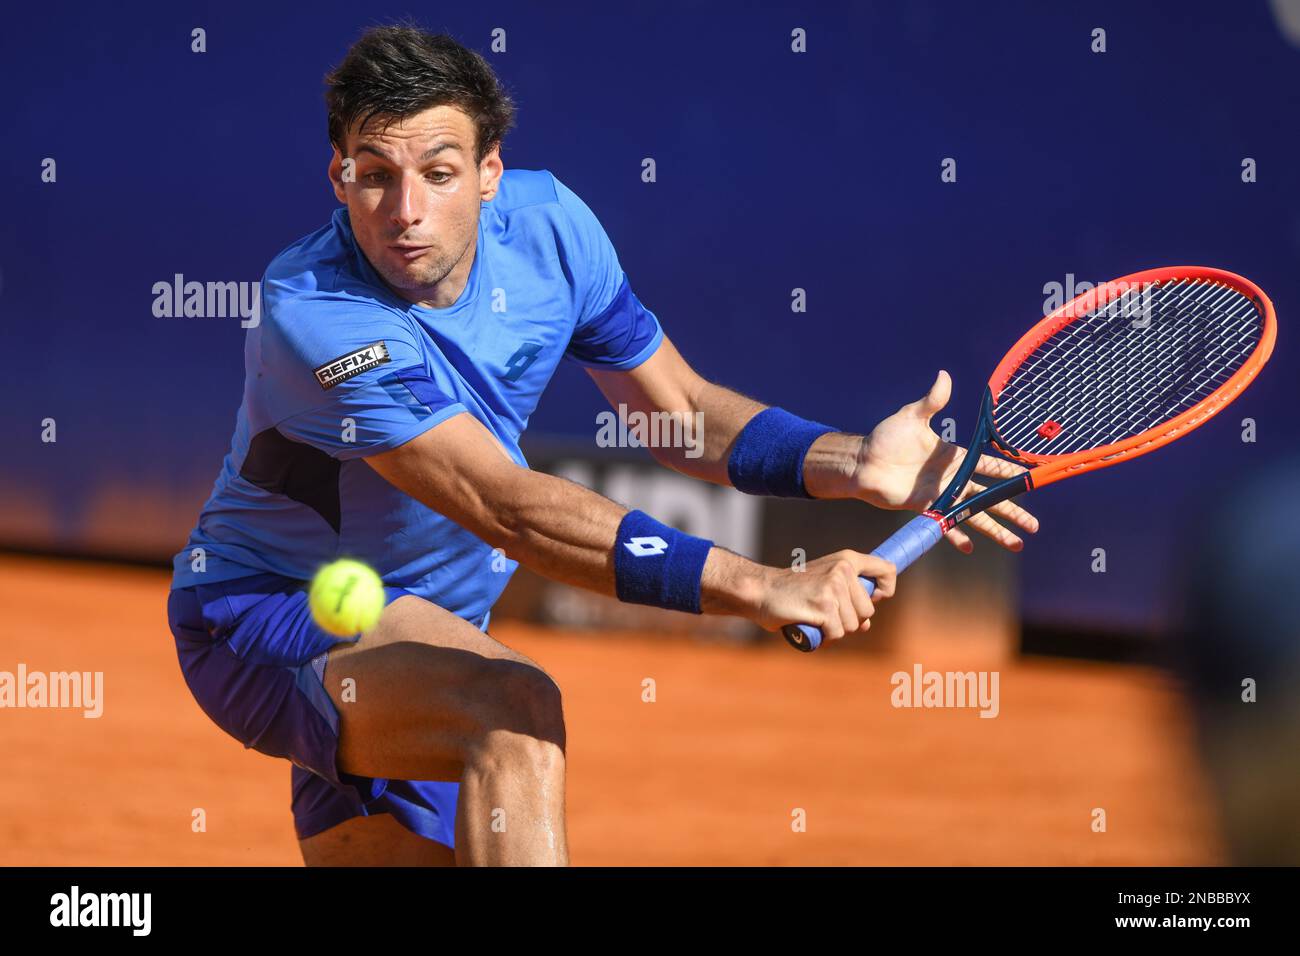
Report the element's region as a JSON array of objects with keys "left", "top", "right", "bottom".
[{"left": 781, "top": 513, "right": 946, "bottom": 652}]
